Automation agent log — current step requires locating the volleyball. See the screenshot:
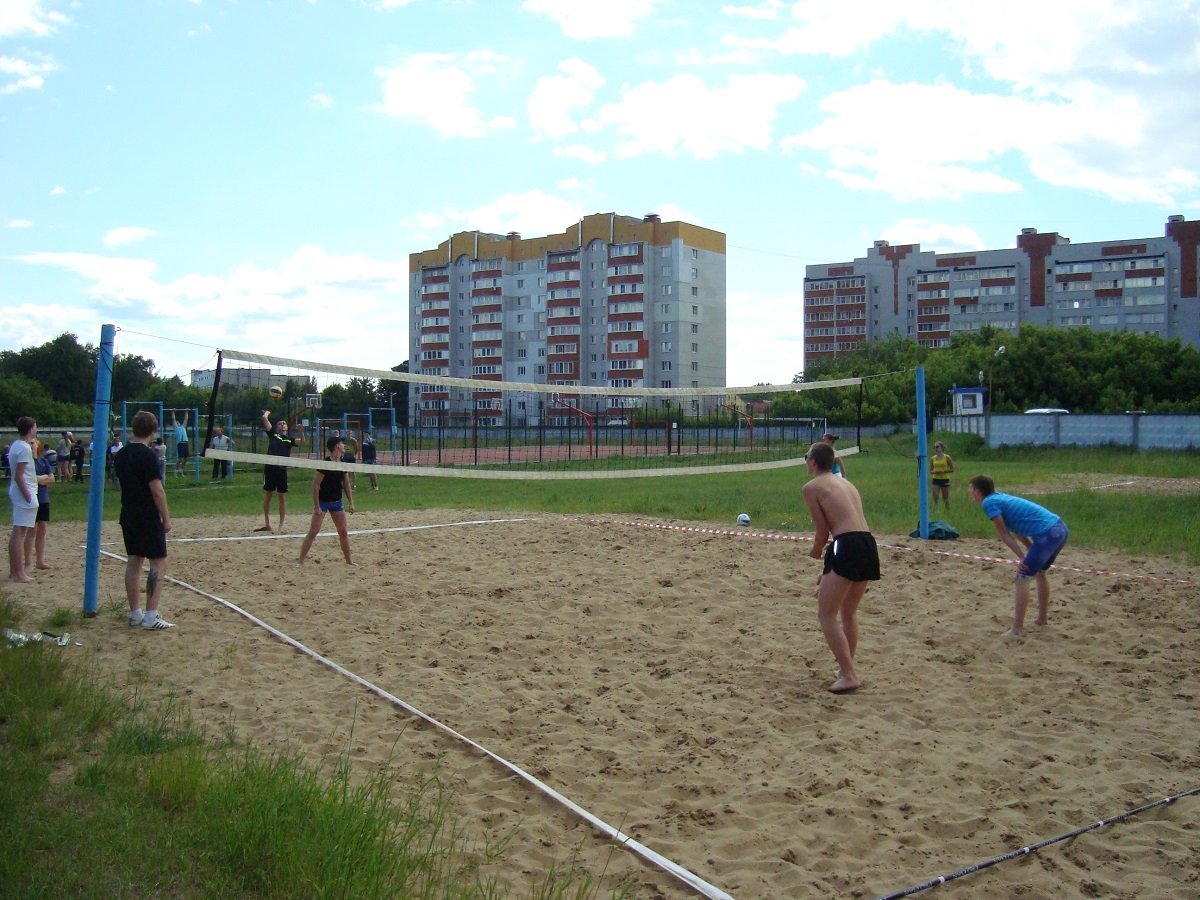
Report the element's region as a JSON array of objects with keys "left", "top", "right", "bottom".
[
  {"left": 269, "top": 386, "right": 283, "bottom": 399},
  {"left": 737, "top": 513, "right": 750, "bottom": 526}
]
